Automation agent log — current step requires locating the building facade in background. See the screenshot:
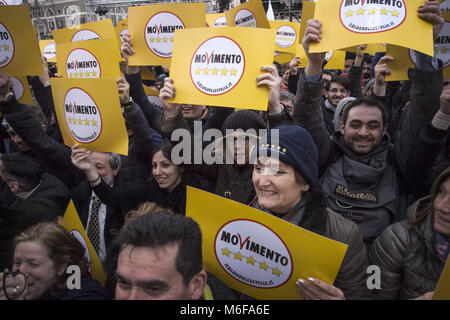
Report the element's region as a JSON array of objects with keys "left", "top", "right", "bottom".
[{"left": 26, "top": 0, "right": 302, "bottom": 39}]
